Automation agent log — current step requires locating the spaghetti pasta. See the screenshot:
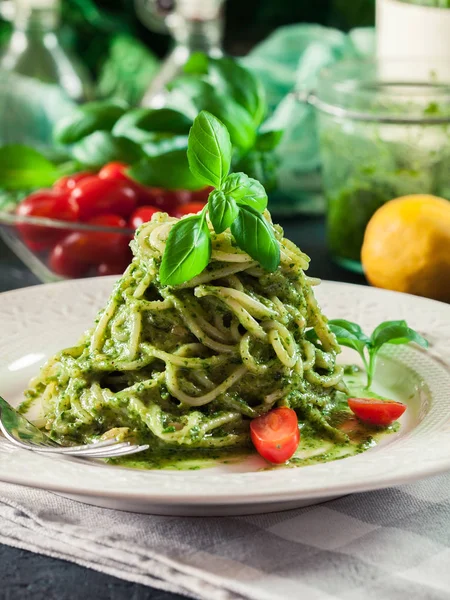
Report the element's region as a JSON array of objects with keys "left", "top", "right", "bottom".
[{"left": 22, "top": 212, "right": 347, "bottom": 452}]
